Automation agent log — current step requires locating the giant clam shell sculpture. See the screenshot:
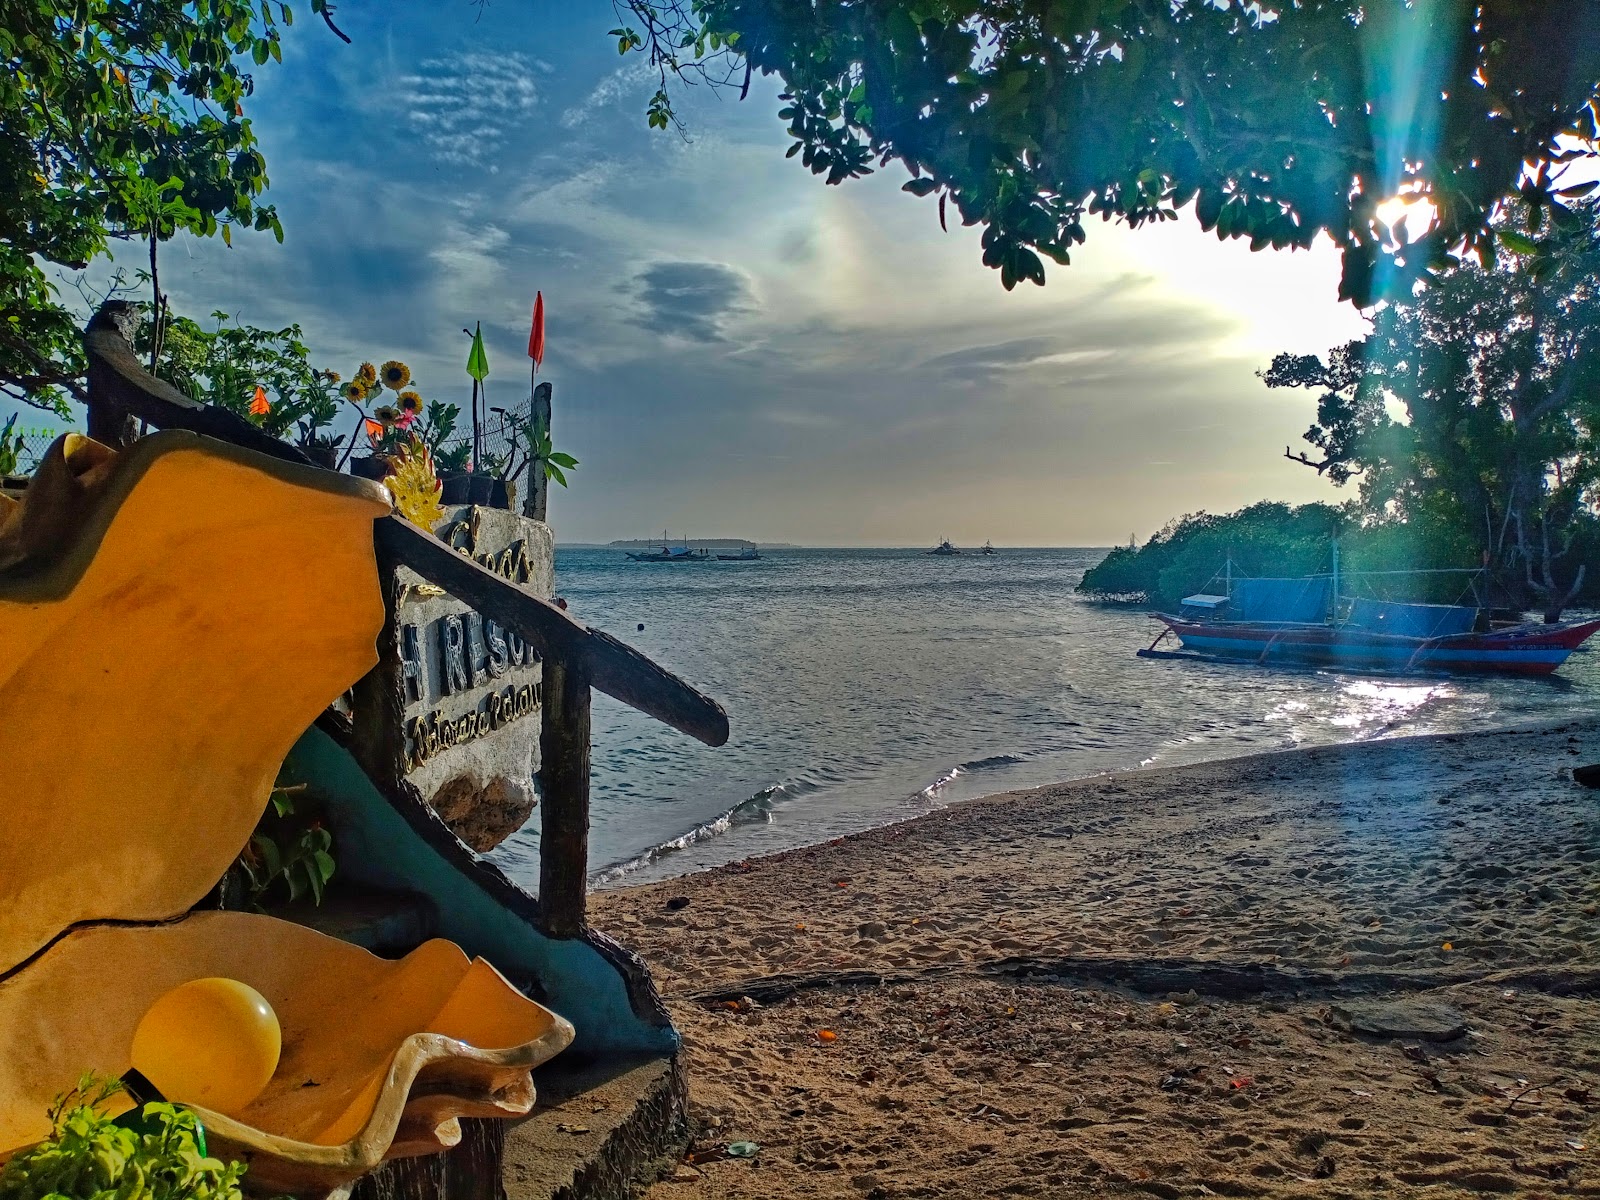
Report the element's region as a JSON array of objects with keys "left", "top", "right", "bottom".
[{"left": 0, "top": 433, "right": 573, "bottom": 1195}]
